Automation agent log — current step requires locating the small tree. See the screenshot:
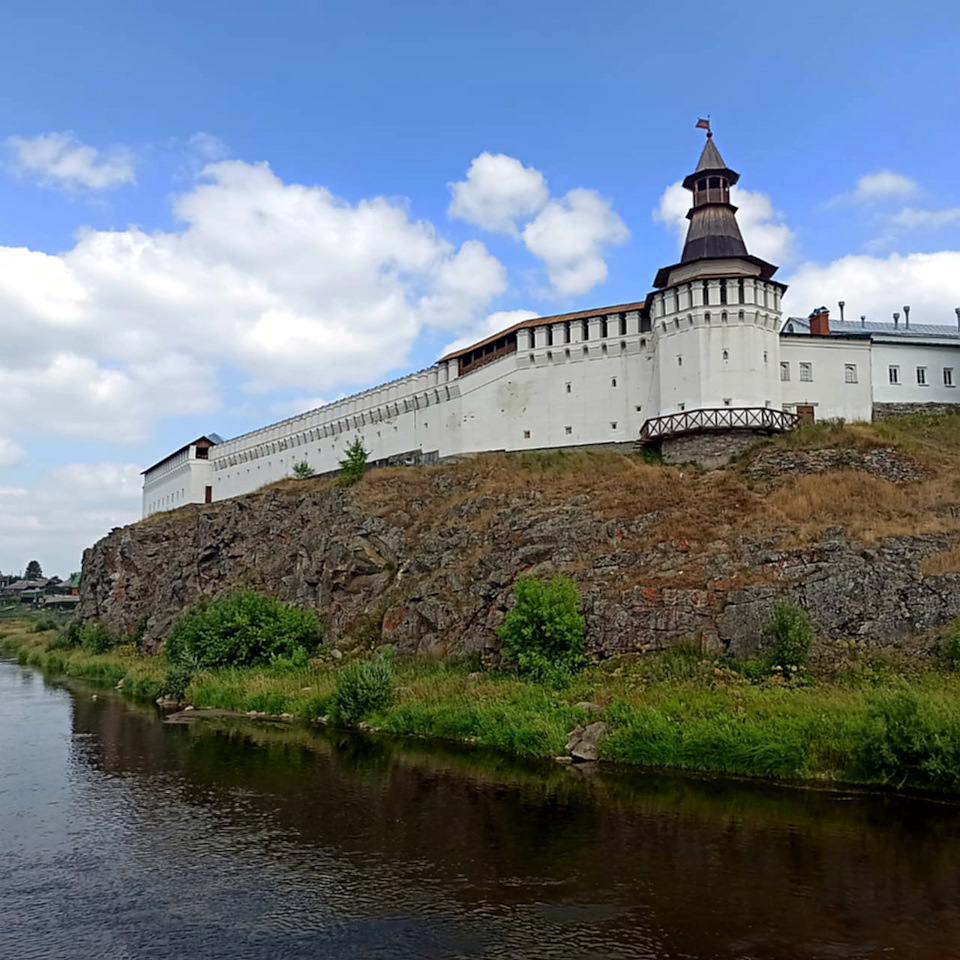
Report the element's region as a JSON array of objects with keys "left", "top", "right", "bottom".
[
  {"left": 498, "top": 575, "right": 586, "bottom": 683},
  {"left": 339, "top": 438, "right": 369, "bottom": 486},
  {"left": 765, "top": 602, "right": 814, "bottom": 670},
  {"left": 25, "top": 560, "right": 43, "bottom": 580},
  {"left": 292, "top": 460, "right": 313, "bottom": 479}
]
